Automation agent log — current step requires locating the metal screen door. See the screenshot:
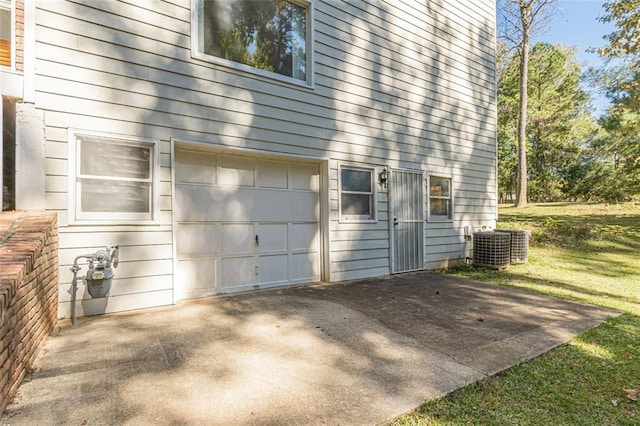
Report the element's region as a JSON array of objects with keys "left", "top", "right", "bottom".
[{"left": 390, "top": 170, "right": 425, "bottom": 273}]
